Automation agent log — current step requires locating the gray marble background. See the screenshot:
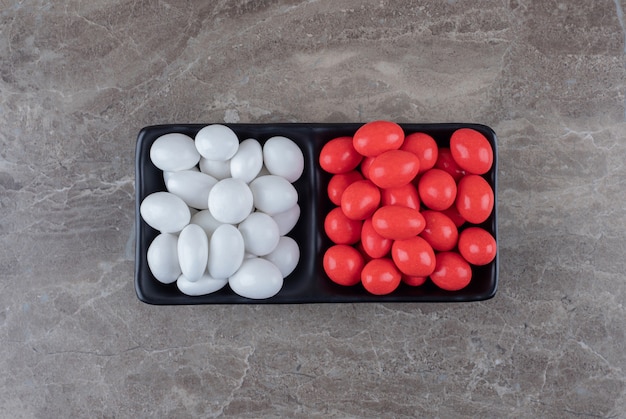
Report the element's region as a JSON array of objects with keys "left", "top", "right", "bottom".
[{"left": 1, "top": 0, "right": 625, "bottom": 417}]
